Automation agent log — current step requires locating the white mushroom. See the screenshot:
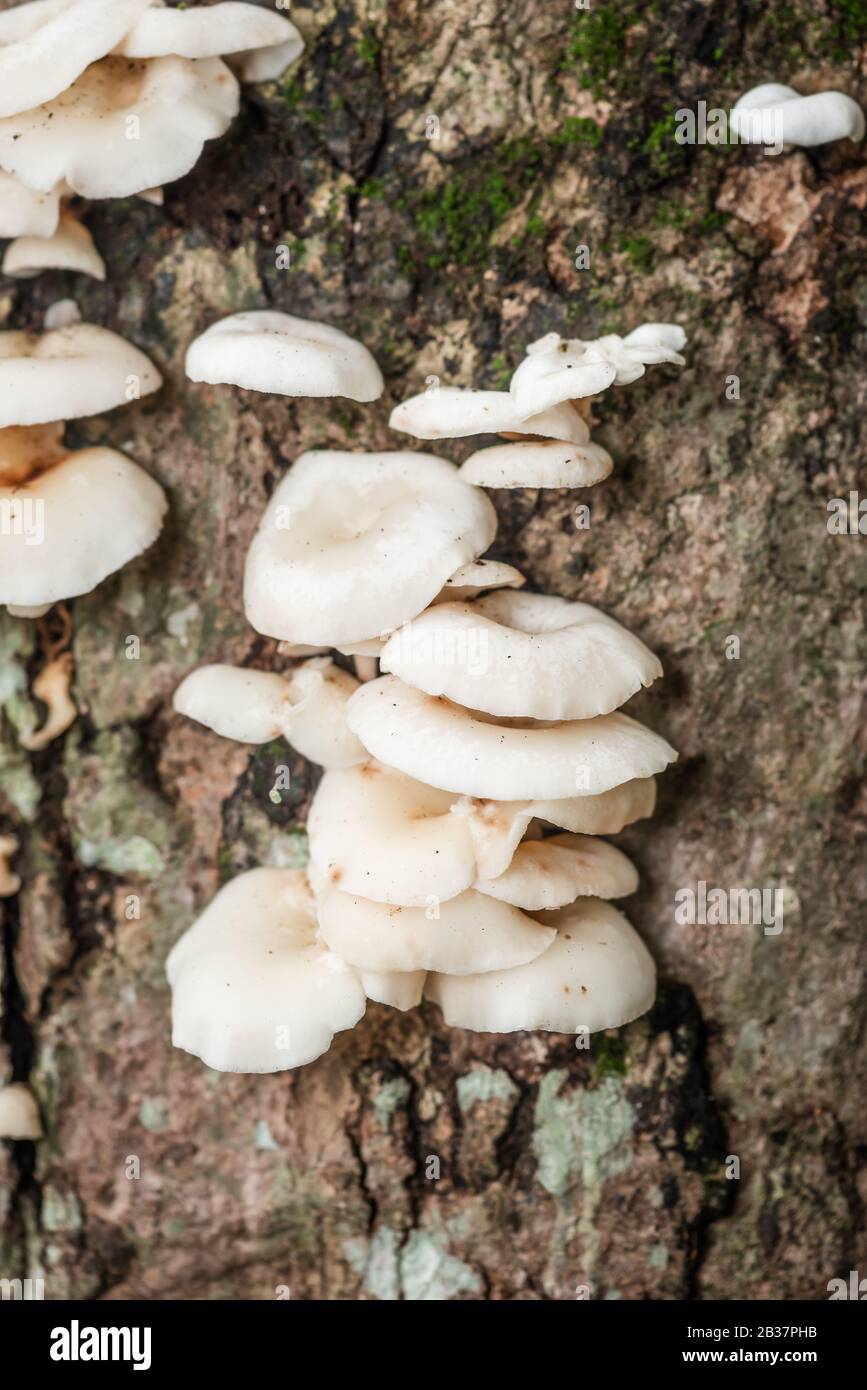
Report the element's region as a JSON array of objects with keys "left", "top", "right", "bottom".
[
  {"left": 0, "top": 1082, "right": 43, "bottom": 1139},
  {"left": 360, "top": 969, "right": 426, "bottom": 1012},
  {"left": 0, "top": 0, "right": 152, "bottom": 120},
  {"left": 186, "top": 310, "right": 383, "bottom": 403},
  {"left": 380, "top": 591, "right": 662, "bottom": 720},
  {"left": 307, "top": 761, "right": 529, "bottom": 906},
  {"left": 0, "top": 424, "right": 167, "bottom": 615},
  {"left": 0, "top": 55, "right": 240, "bottom": 199},
  {"left": 436, "top": 558, "right": 526, "bottom": 602},
  {"left": 173, "top": 659, "right": 366, "bottom": 769},
  {"left": 731, "top": 83, "right": 865, "bottom": 147},
  {"left": 167, "top": 868, "right": 366, "bottom": 1073},
  {"left": 317, "top": 886, "right": 556, "bottom": 975},
  {"left": 510, "top": 325, "right": 687, "bottom": 417},
  {"left": 346, "top": 675, "right": 677, "bottom": 800},
  {"left": 2, "top": 213, "right": 106, "bottom": 281},
  {"left": 426, "top": 899, "right": 655, "bottom": 1034},
  {"left": 244, "top": 450, "right": 497, "bottom": 646},
  {"left": 475, "top": 833, "right": 638, "bottom": 910},
  {"left": 459, "top": 439, "right": 613, "bottom": 490},
  {"left": 0, "top": 323, "right": 161, "bottom": 427},
  {"left": 117, "top": 2, "right": 305, "bottom": 83},
  {"left": 0, "top": 171, "right": 61, "bottom": 239},
  {"left": 525, "top": 777, "right": 657, "bottom": 835},
  {"left": 389, "top": 386, "right": 591, "bottom": 444}
]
